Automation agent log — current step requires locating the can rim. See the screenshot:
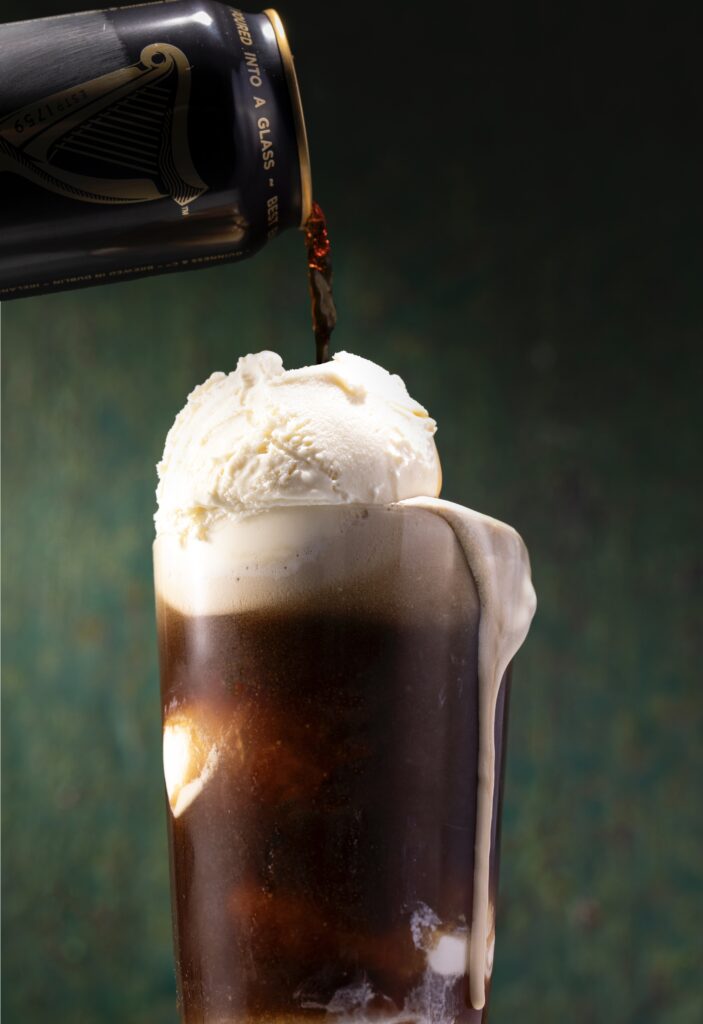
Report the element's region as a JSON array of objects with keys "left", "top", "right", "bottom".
[{"left": 263, "top": 9, "right": 312, "bottom": 228}]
